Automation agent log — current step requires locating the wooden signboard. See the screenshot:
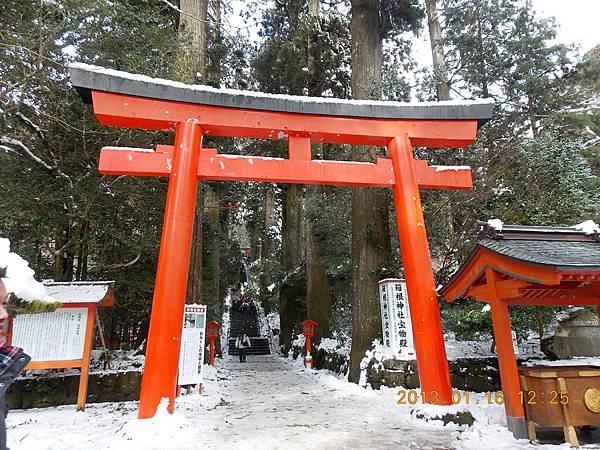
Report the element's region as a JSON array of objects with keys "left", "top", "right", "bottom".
[
  {"left": 1, "top": 281, "right": 114, "bottom": 411},
  {"left": 177, "top": 304, "right": 206, "bottom": 393}
]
